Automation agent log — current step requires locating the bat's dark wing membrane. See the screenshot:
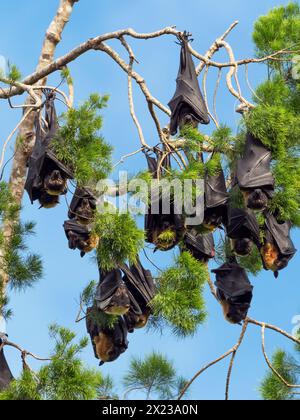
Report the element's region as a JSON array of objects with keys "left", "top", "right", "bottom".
[
  {"left": 68, "top": 187, "right": 97, "bottom": 220},
  {"left": 169, "top": 38, "right": 209, "bottom": 135},
  {"left": 212, "top": 262, "right": 253, "bottom": 298},
  {"left": 95, "top": 269, "right": 130, "bottom": 313},
  {"left": 144, "top": 150, "right": 185, "bottom": 250},
  {"left": 25, "top": 92, "right": 73, "bottom": 203},
  {"left": 184, "top": 229, "right": 215, "bottom": 260},
  {"left": 63, "top": 220, "right": 91, "bottom": 240},
  {"left": 111, "top": 318, "right": 129, "bottom": 354},
  {"left": 25, "top": 117, "right": 47, "bottom": 203},
  {"left": 236, "top": 133, "right": 275, "bottom": 193},
  {"left": 212, "top": 261, "right": 253, "bottom": 323},
  {"left": 265, "top": 213, "right": 297, "bottom": 257},
  {"left": 227, "top": 208, "right": 261, "bottom": 247},
  {"left": 85, "top": 308, "right": 100, "bottom": 359},
  {"left": 0, "top": 335, "right": 13, "bottom": 391},
  {"left": 205, "top": 168, "right": 229, "bottom": 209},
  {"left": 121, "top": 258, "right": 156, "bottom": 310}
]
